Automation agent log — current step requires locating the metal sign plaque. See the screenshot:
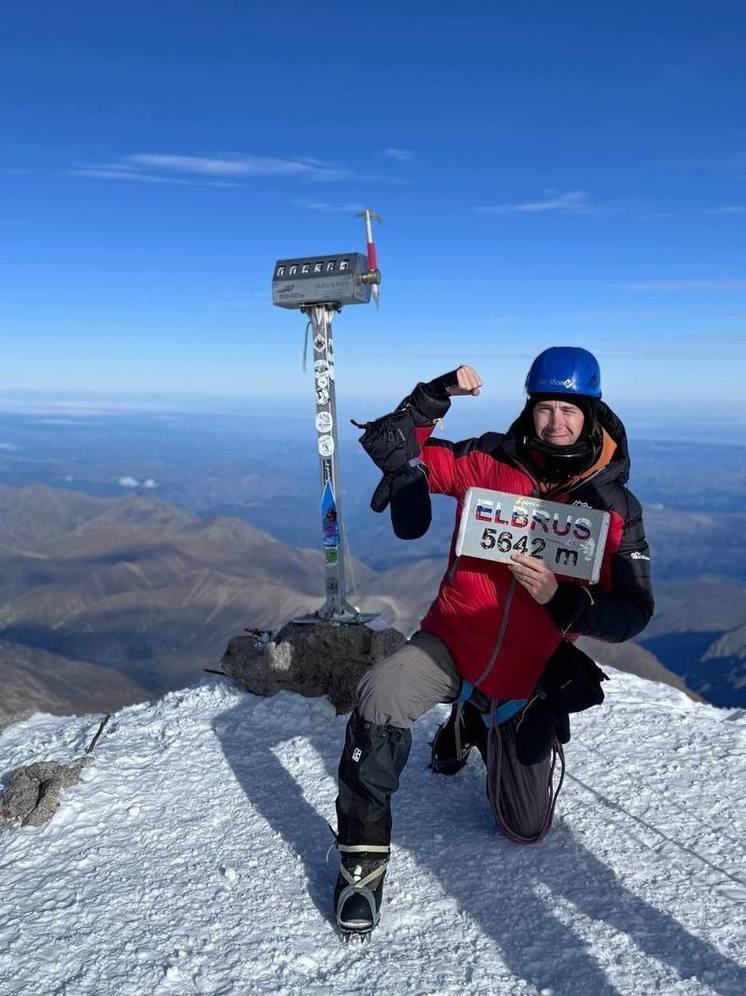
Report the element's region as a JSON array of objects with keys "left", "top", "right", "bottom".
[
  {"left": 272, "top": 252, "right": 372, "bottom": 309},
  {"left": 455, "top": 488, "right": 610, "bottom": 583}
]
